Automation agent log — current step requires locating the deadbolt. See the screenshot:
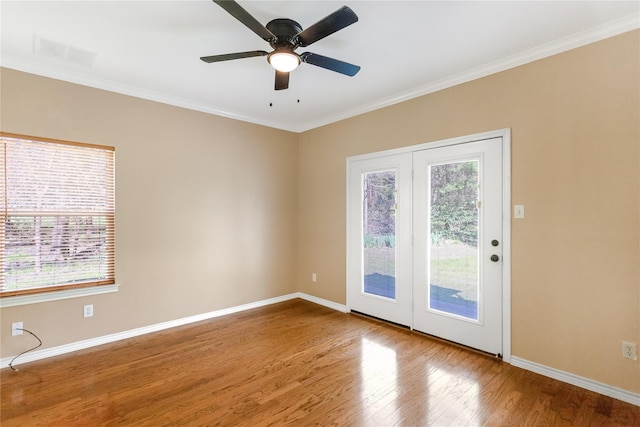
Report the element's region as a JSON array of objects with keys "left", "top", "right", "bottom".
[
  {"left": 490, "top": 254, "right": 500, "bottom": 262},
  {"left": 491, "top": 239, "right": 499, "bottom": 247}
]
